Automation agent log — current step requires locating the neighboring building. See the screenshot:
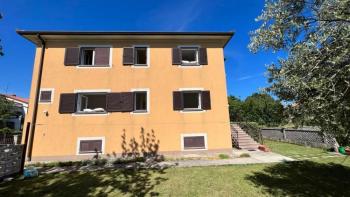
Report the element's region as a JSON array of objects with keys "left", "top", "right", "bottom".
[
  {"left": 18, "top": 30, "right": 233, "bottom": 161},
  {"left": 2, "top": 94, "right": 28, "bottom": 132}
]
